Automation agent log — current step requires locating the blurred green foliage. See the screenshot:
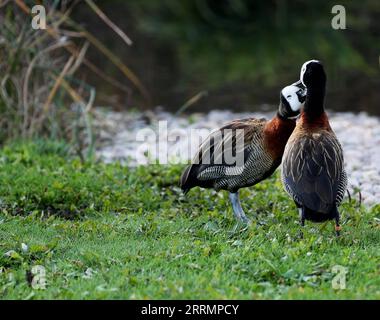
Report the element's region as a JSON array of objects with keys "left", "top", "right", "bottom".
[
  {"left": 75, "top": 0, "right": 380, "bottom": 112},
  {"left": 129, "top": 0, "right": 376, "bottom": 84}
]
